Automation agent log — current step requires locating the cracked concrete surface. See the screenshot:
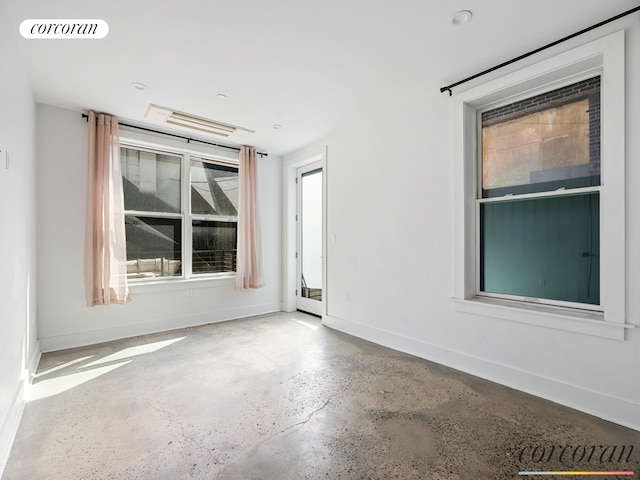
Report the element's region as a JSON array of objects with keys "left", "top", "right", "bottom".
[{"left": 3, "top": 312, "right": 639, "bottom": 479}]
